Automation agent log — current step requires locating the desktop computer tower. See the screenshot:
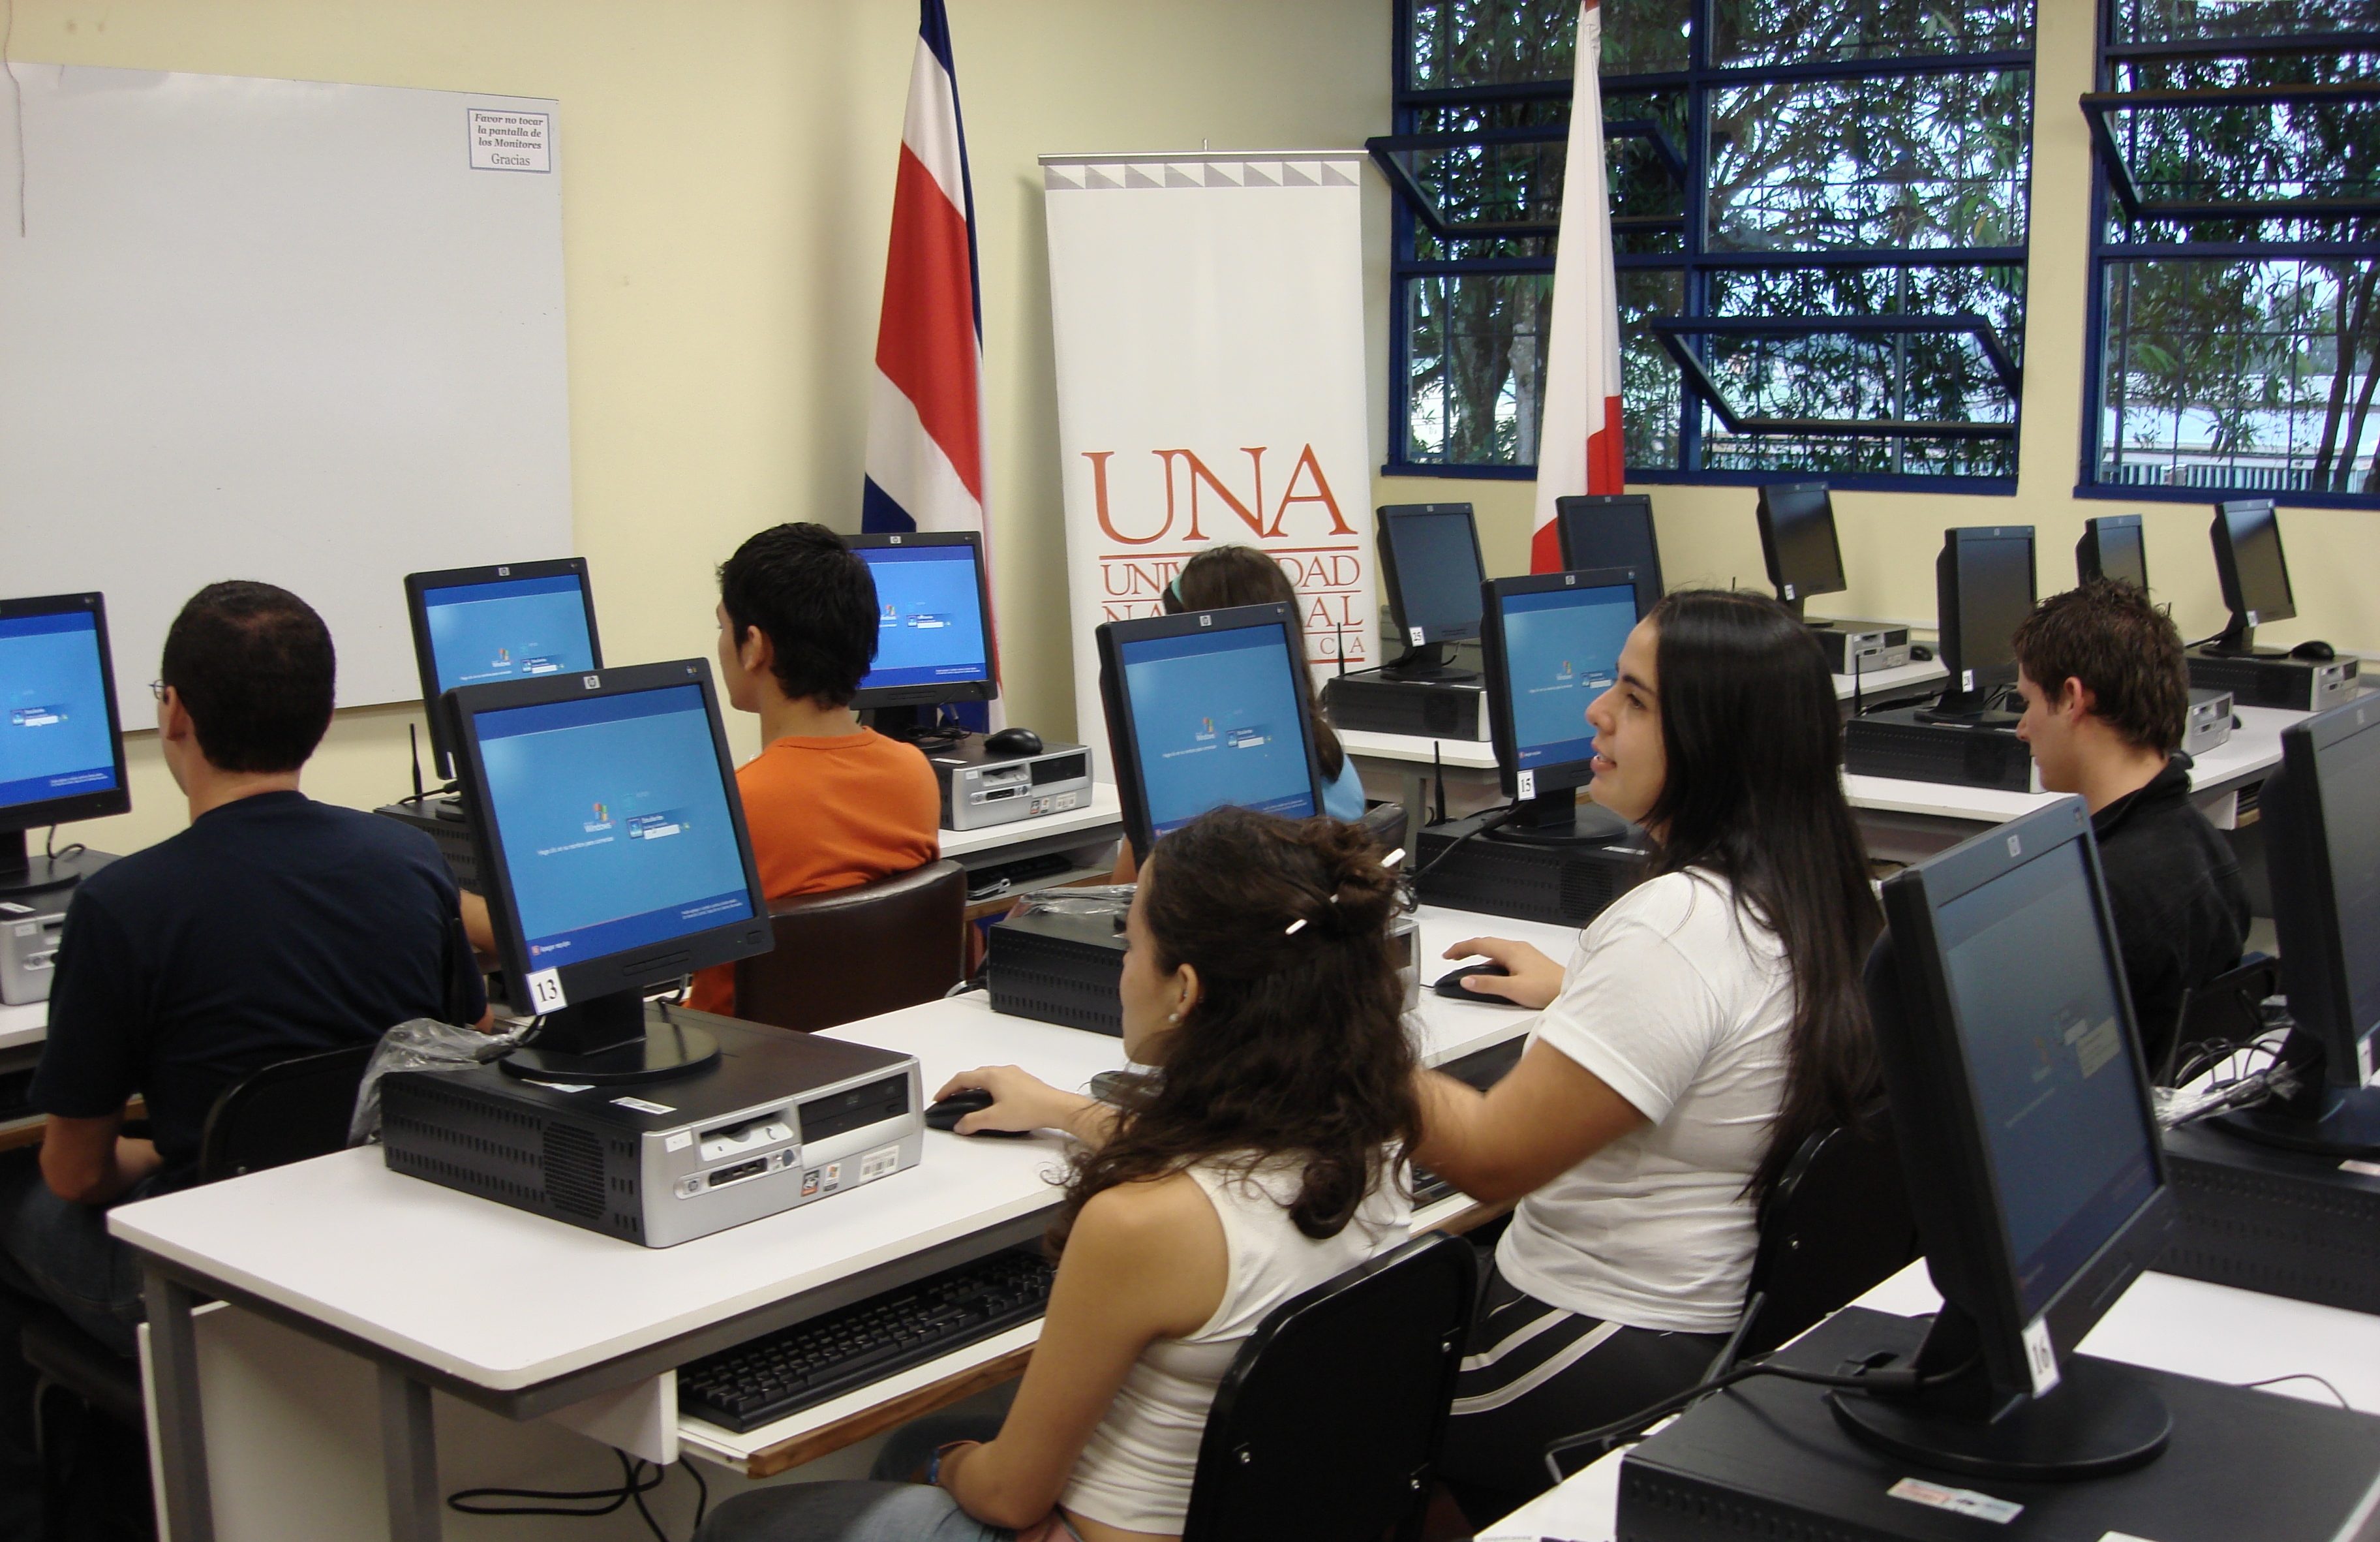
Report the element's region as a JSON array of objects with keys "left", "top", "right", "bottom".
[
  {"left": 921, "top": 737, "right": 1093, "bottom": 833},
  {"left": 1413, "top": 810, "right": 1647, "bottom": 927},
  {"left": 2158, "top": 1121, "right": 2380, "bottom": 1316},
  {"left": 380, "top": 1012, "right": 923, "bottom": 1247},
  {"left": 1322, "top": 671, "right": 1489, "bottom": 741},
  {"left": 1842, "top": 709, "right": 2037, "bottom": 793},
  {"left": 2183, "top": 686, "right": 2234, "bottom": 759},
  {"left": 2186, "top": 648, "right": 2358, "bottom": 713},
  {"left": 1807, "top": 620, "right": 1913, "bottom": 675},
  {"left": 376, "top": 797, "right": 481, "bottom": 892}
]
